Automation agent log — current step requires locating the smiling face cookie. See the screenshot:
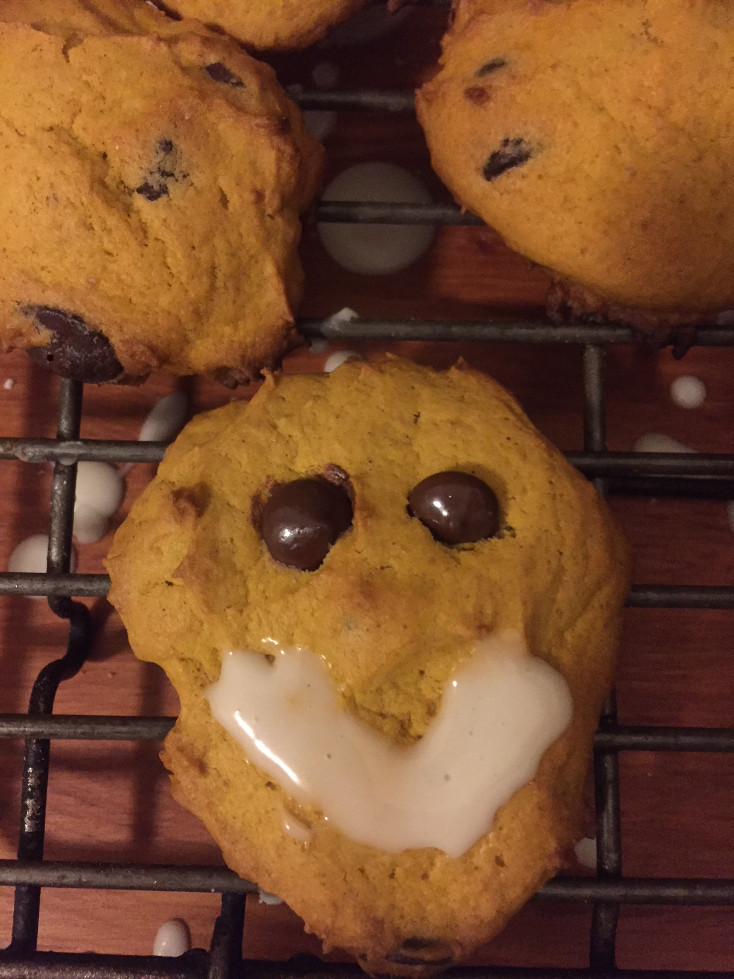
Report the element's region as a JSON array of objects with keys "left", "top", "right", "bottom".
[
  {"left": 416, "top": 0, "right": 734, "bottom": 325},
  {"left": 106, "top": 357, "right": 630, "bottom": 974}
]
